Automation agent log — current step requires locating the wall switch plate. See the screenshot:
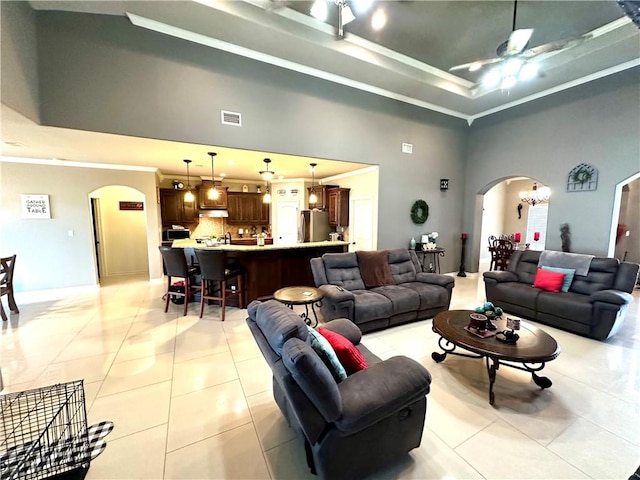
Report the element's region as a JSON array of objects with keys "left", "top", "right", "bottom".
[{"left": 401, "top": 143, "right": 413, "bottom": 154}]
